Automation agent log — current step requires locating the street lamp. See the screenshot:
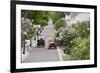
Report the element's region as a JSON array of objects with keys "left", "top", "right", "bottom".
[{"left": 23, "top": 32, "right": 27, "bottom": 54}]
